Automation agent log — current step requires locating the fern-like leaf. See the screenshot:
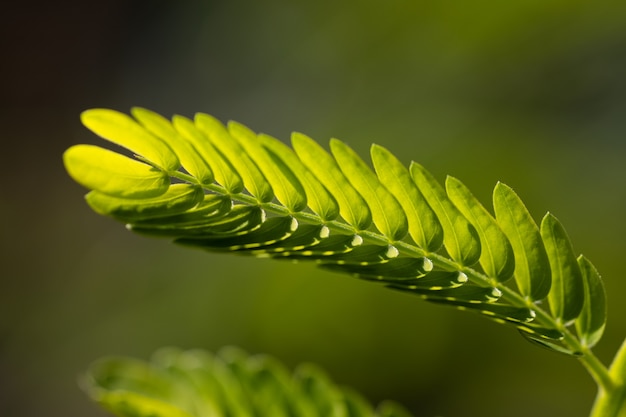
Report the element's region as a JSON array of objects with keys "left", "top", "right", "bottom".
[
  {"left": 64, "top": 107, "right": 608, "bottom": 356},
  {"left": 83, "top": 347, "right": 415, "bottom": 417}
]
